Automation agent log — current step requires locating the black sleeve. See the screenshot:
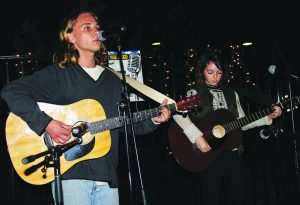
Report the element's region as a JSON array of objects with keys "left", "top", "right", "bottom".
[
  {"left": 133, "top": 118, "right": 159, "bottom": 135},
  {"left": 1, "top": 65, "right": 63, "bottom": 135}
]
